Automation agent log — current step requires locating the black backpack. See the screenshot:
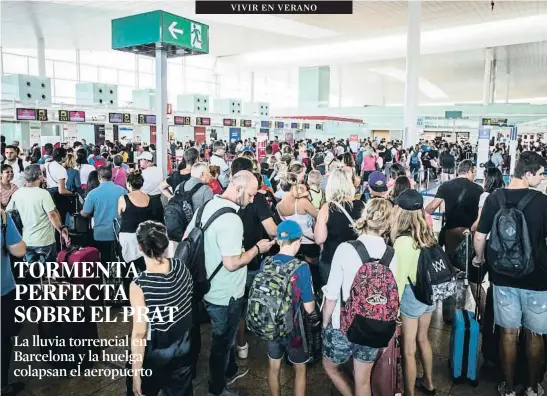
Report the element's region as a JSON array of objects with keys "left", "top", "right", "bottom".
[
  {"left": 384, "top": 148, "right": 393, "bottom": 162},
  {"left": 174, "top": 202, "right": 236, "bottom": 300},
  {"left": 487, "top": 190, "right": 538, "bottom": 278},
  {"left": 409, "top": 244, "right": 456, "bottom": 306},
  {"left": 164, "top": 182, "right": 204, "bottom": 241}
]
